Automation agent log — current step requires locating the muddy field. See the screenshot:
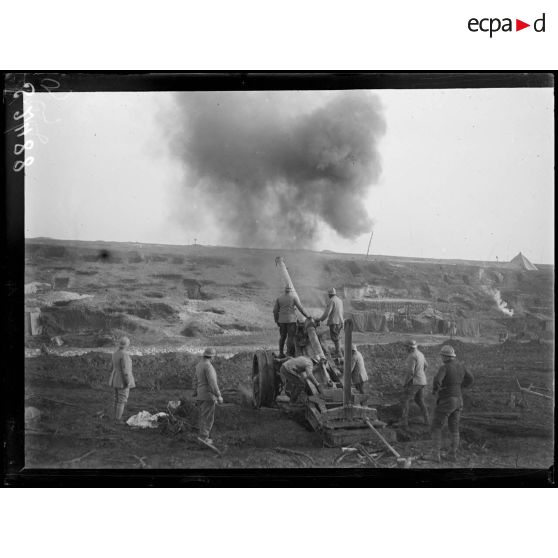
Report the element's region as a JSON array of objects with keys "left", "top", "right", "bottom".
[
  {"left": 22, "top": 239, "right": 554, "bottom": 472},
  {"left": 24, "top": 339, "right": 554, "bottom": 470}
]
